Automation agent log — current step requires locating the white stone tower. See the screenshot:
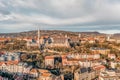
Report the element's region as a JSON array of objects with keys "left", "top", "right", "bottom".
[
  {"left": 107, "top": 34, "right": 111, "bottom": 41},
  {"left": 78, "top": 33, "right": 81, "bottom": 38},
  {"left": 38, "top": 28, "right": 40, "bottom": 48}
]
